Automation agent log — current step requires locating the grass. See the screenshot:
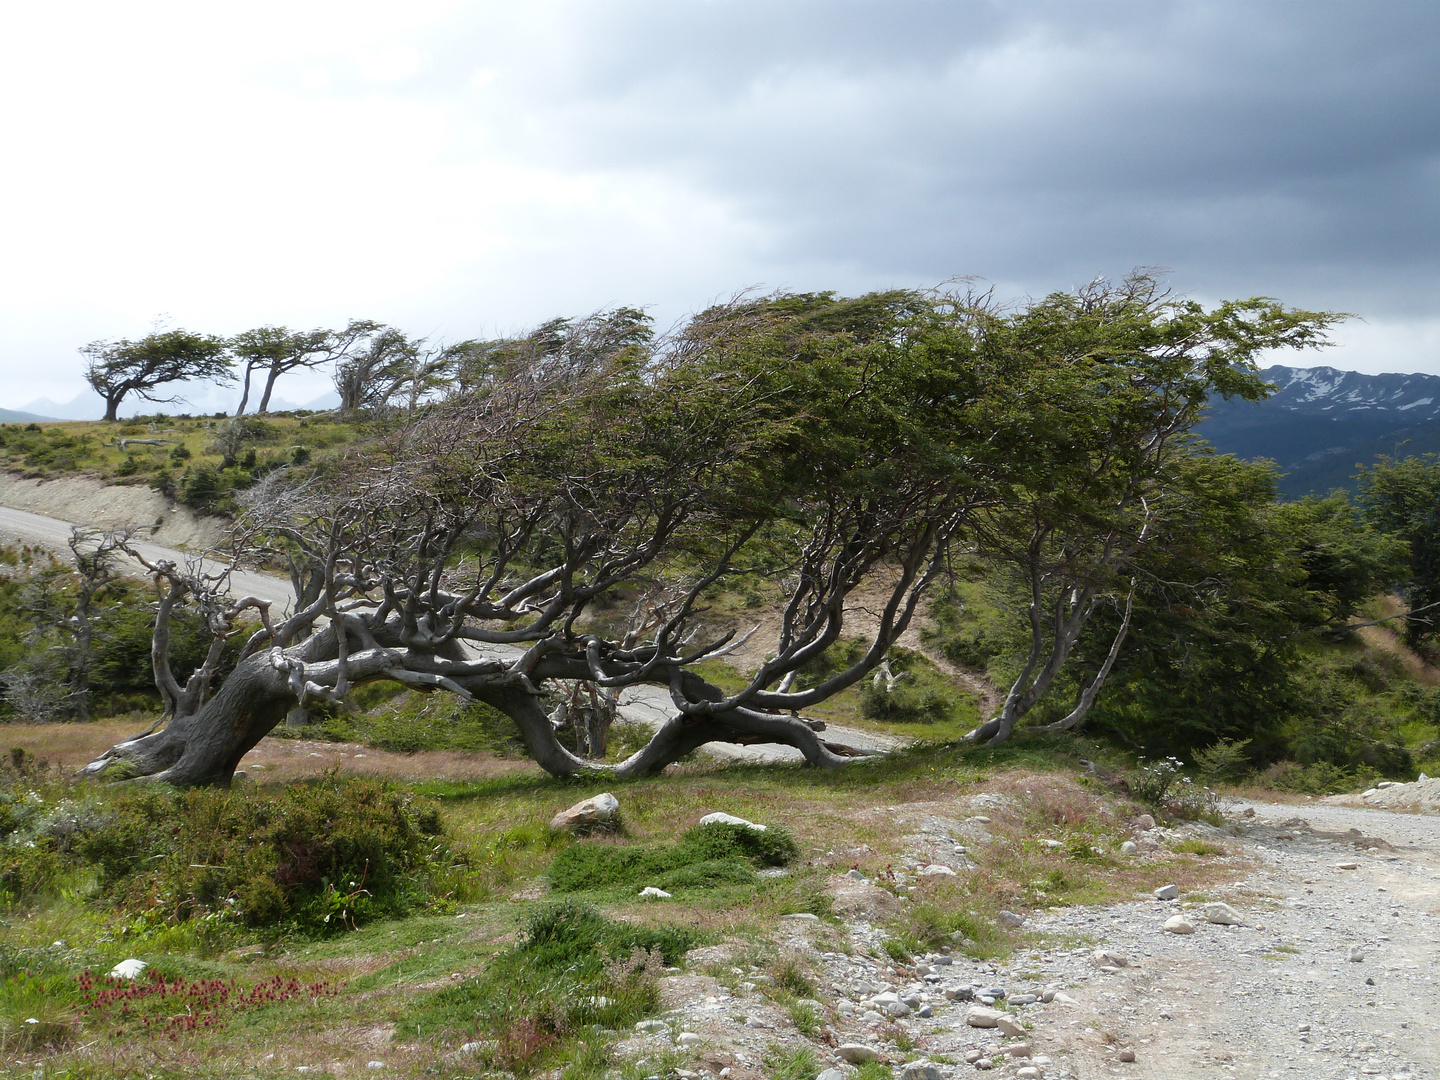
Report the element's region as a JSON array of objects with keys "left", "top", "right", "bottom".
[{"left": 0, "top": 717, "right": 1259, "bottom": 1078}]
